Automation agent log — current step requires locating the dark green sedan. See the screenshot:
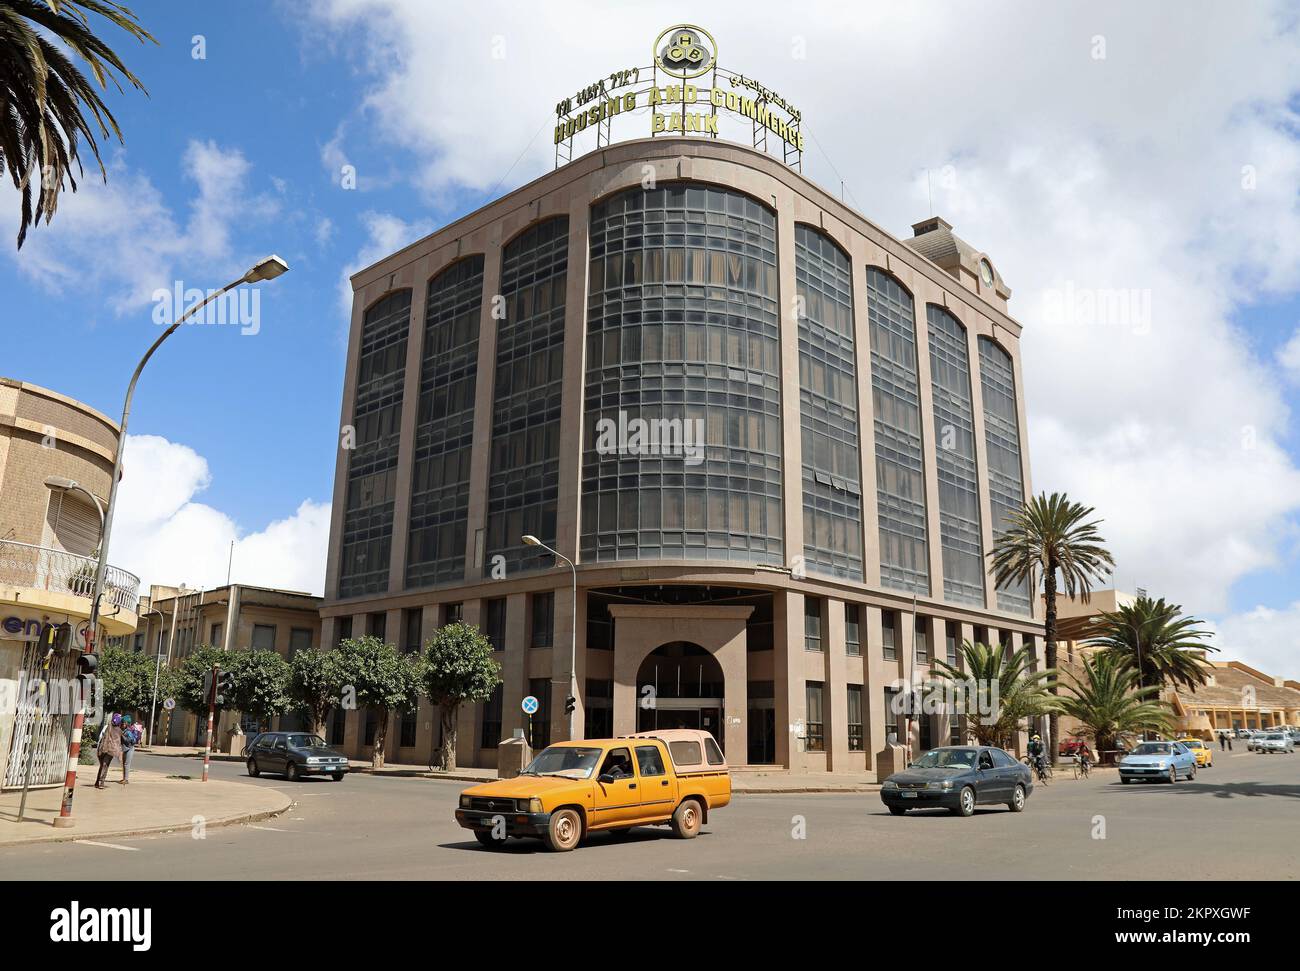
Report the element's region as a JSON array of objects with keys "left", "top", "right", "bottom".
[{"left": 880, "top": 745, "right": 1034, "bottom": 817}]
